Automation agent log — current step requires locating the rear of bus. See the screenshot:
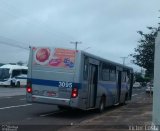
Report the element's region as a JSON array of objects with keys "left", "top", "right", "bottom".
[{"left": 26, "top": 47, "right": 81, "bottom": 108}]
